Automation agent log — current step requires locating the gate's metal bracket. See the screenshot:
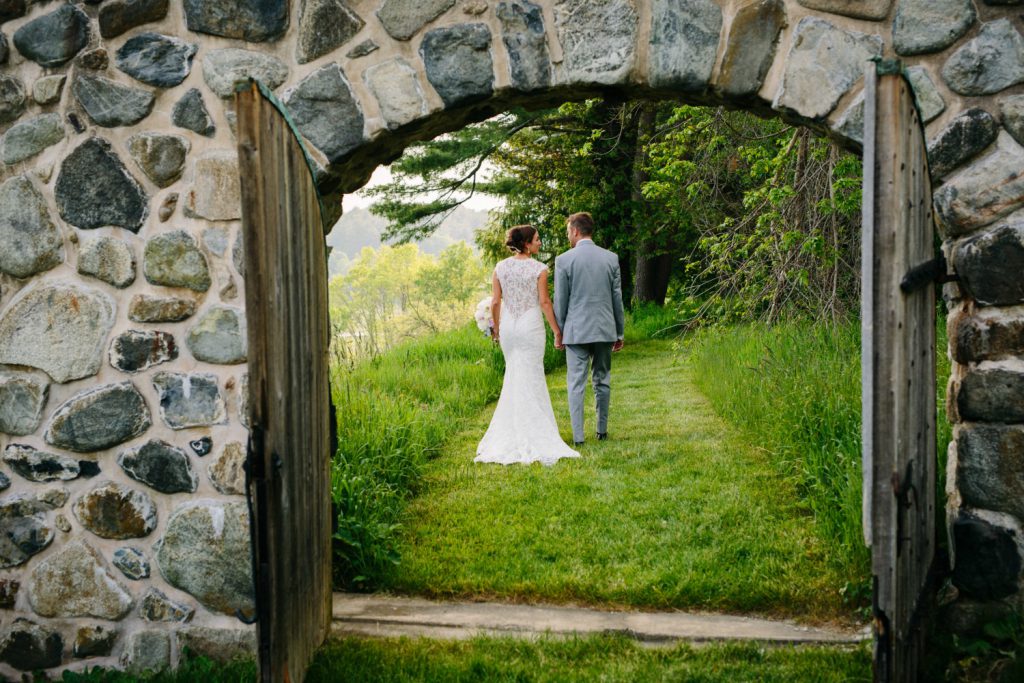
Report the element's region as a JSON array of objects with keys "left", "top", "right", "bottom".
[{"left": 899, "top": 252, "right": 958, "bottom": 293}]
